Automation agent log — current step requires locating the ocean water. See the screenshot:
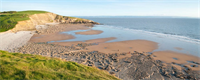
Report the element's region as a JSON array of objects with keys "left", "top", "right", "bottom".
[
  {"left": 56, "top": 17, "right": 200, "bottom": 57},
  {"left": 81, "top": 17, "right": 200, "bottom": 43}
]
